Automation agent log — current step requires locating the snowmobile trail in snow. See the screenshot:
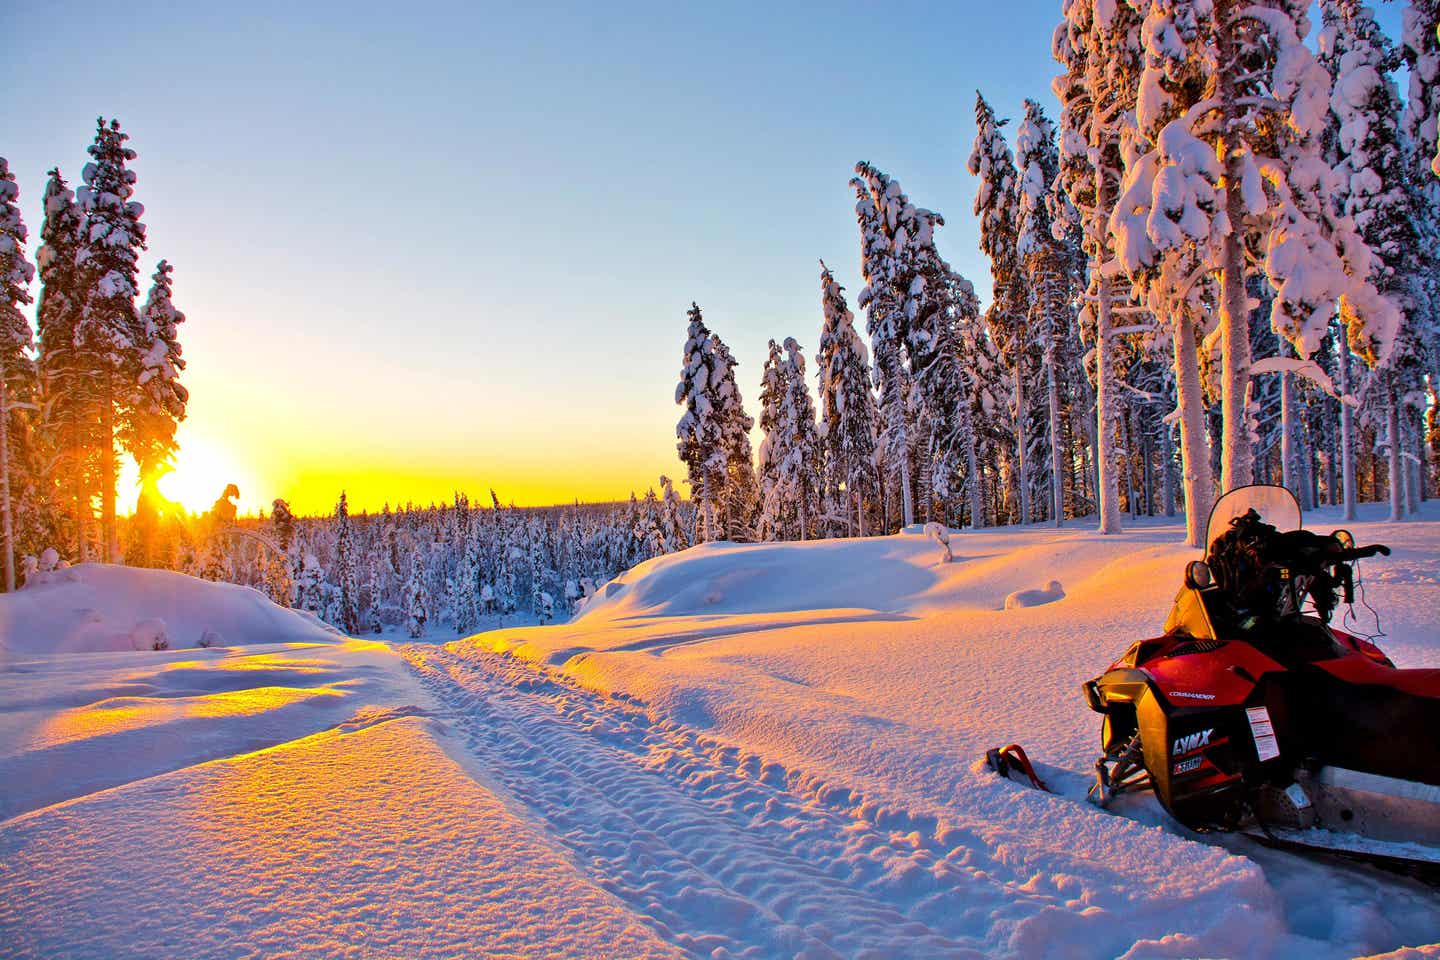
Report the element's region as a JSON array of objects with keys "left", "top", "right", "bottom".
[
  {"left": 404, "top": 640, "right": 1286, "bottom": 960},
  {"left": 406, "top": 641, "right": 995, "bottom": 960}
]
